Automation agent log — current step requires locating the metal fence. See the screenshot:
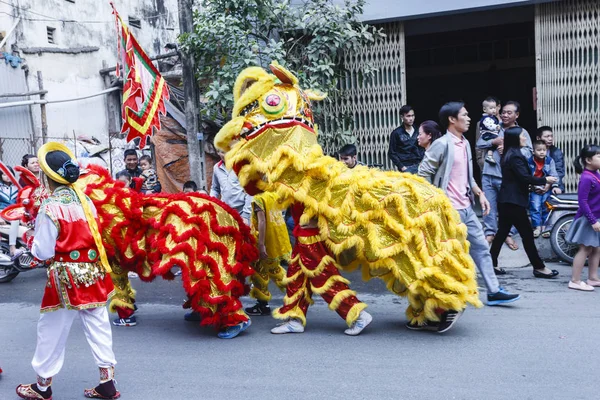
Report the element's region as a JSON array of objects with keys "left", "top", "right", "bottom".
[{"left": 0, "top": 134, "right": 153, "bottom": 176}]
